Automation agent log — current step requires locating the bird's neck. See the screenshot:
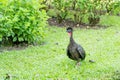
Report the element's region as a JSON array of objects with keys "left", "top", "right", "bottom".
[{"left": 70, "top": 33, "right": 75, "bottom": 44}]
